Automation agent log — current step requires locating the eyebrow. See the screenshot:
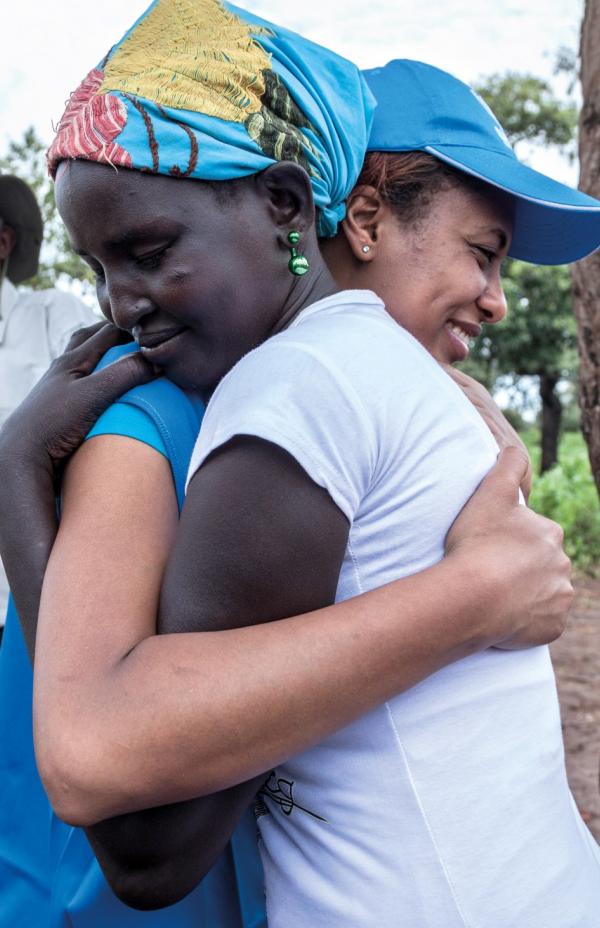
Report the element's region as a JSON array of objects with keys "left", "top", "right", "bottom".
[{"left": 73, "top": 222, "right": 180, "bottom": 258}]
